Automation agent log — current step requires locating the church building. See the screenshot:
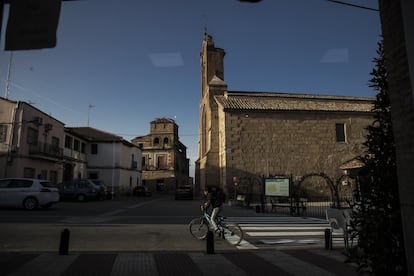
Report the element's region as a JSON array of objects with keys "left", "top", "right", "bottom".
[
  {"left": 195, "top": 33, "right": 374, "bottom": 201},
  {"left": 132, "top": 118, "right": 190, "bottom": 193}
]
